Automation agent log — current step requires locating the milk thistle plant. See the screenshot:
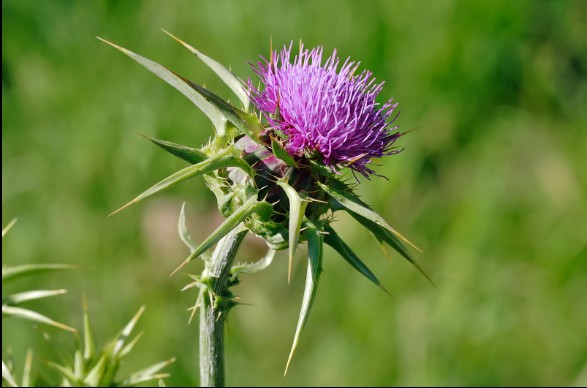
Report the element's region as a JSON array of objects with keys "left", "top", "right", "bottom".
[
  {"left": 102, "top": 31, "right": 428, "bottom": 387},
  {"left": 2, "top": 220, "right": 173, "bottom": 387}
]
